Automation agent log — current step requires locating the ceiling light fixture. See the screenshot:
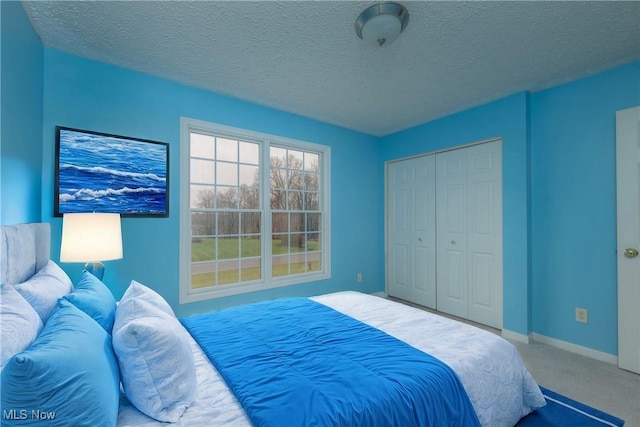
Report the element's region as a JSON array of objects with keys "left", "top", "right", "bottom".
[{"left": 355, "top": 2, "right": 409, "bottom": 47}]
